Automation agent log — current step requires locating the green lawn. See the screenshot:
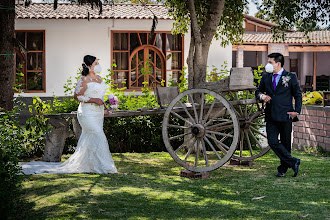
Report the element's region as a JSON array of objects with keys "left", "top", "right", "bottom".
[{"left": 18, "top": 151, "right": 329, "bottom": 220}]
